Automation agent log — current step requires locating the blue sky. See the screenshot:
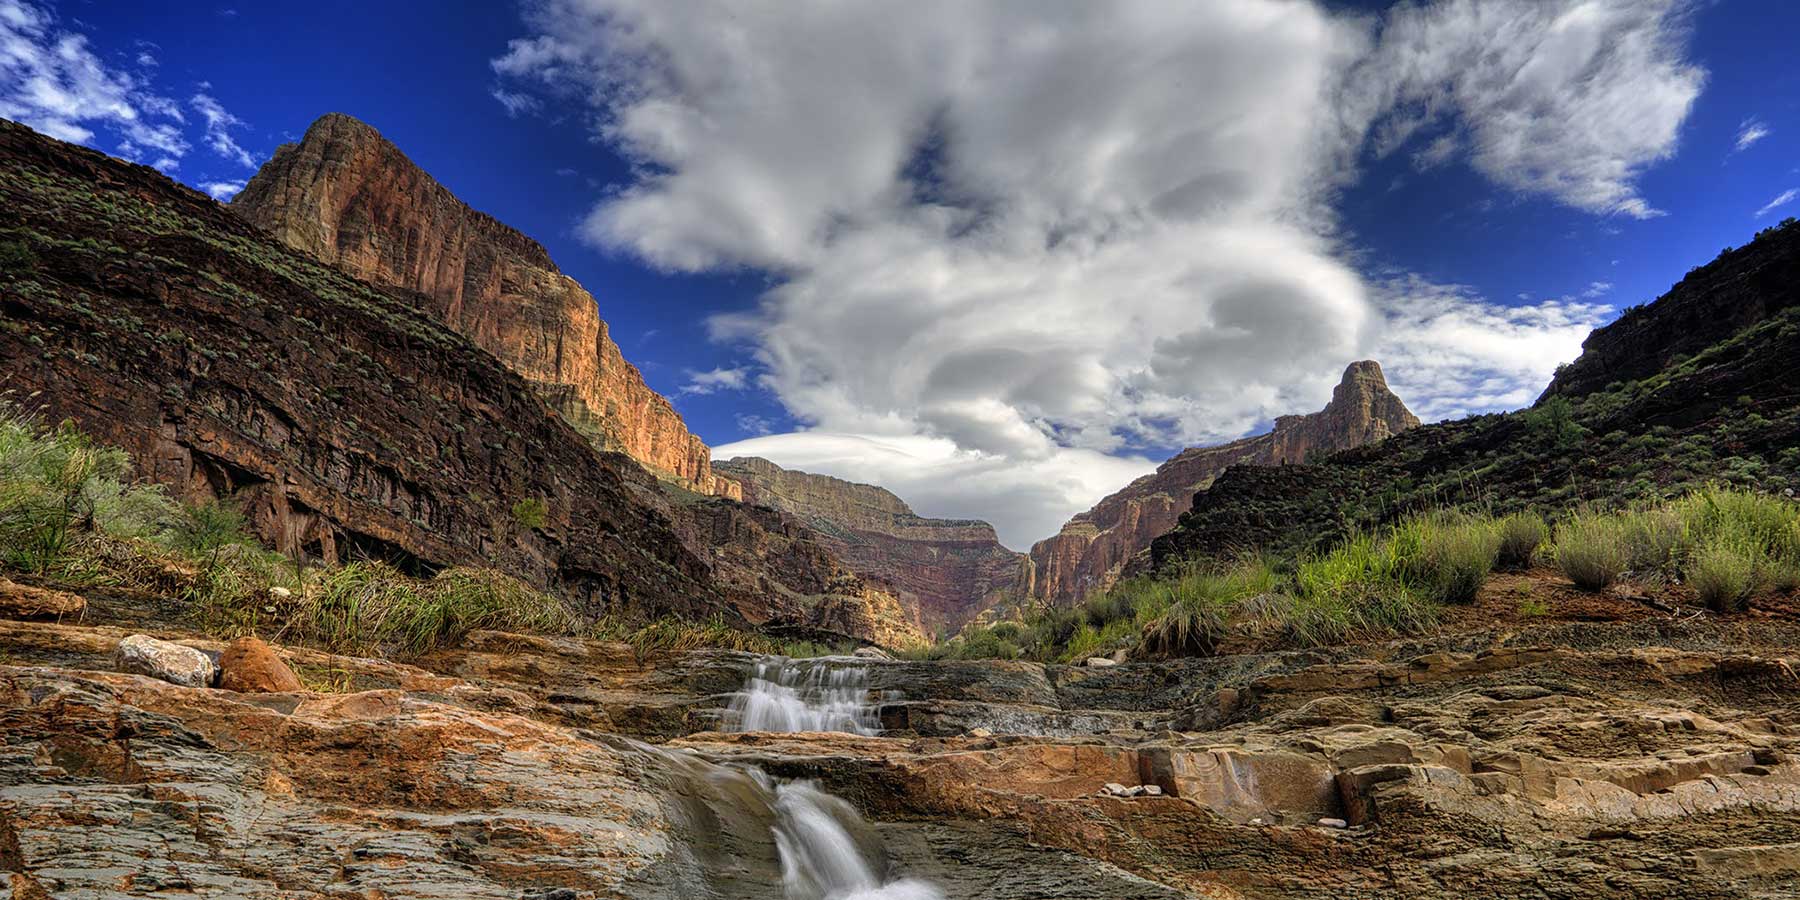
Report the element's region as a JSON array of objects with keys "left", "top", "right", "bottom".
[{"left": 5, "top": 0, "right": 1798, "bottom": 546}]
